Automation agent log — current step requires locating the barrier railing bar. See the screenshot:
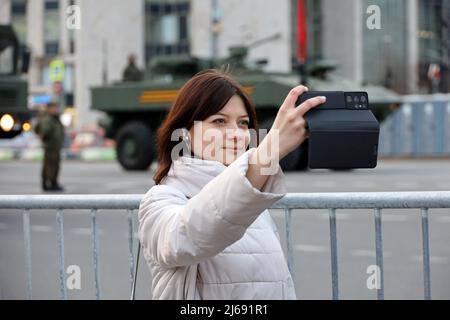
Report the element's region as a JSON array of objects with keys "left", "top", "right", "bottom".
[
  {"left": 127, "top": 209, "right": 135, "bottom": 294},
  {"left": 56, "top": 209, "right": 67, "bottom": 300},
  {"left": 329, "top": 208, "right": 339, "bottom": 300},
  {"left": 22, "top": 209, "right": 32, "bottom": 300},
  {"left": 374, "top": 208, "right": 384, "bottom": 300},
  {"left": 91, "top": 208, "right": 101, "bottom": 300},
  {"left": 0, "top": 194, "right": 142, "bottom": 210},
  {"left": 284, "top": 208, "right": 294, "bottom": 279},
  {"left": 2, "top": 192, "right": 450, "bottom": 210},
  {"left": 131, "top": 242, "right": 141, "bottom": 300},
  {"left": 271, "top": 192, "right": 450, "bottom": 209},
  {"left": 421, "top": 208, "right": 431, "bottom": 300}
]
